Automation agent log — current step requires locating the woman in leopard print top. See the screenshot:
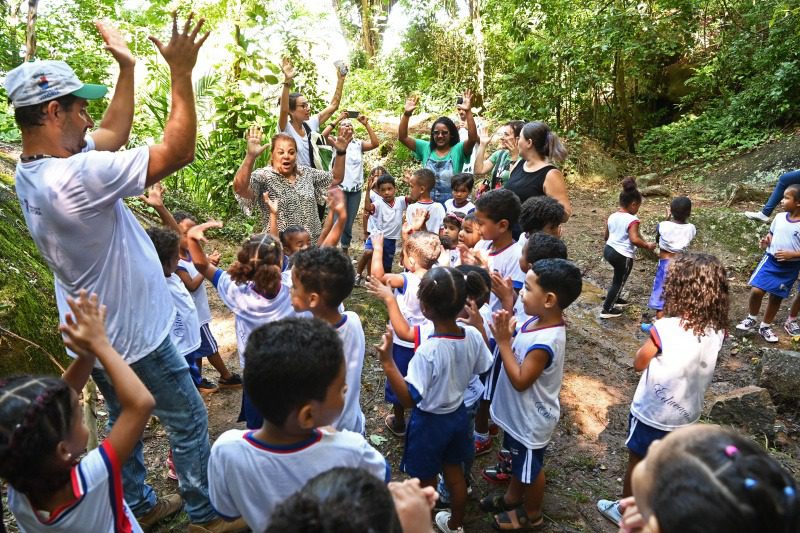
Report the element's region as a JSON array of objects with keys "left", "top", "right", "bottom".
[{"left": 233, "top": 126, "right": 352, "bottom": 242}]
